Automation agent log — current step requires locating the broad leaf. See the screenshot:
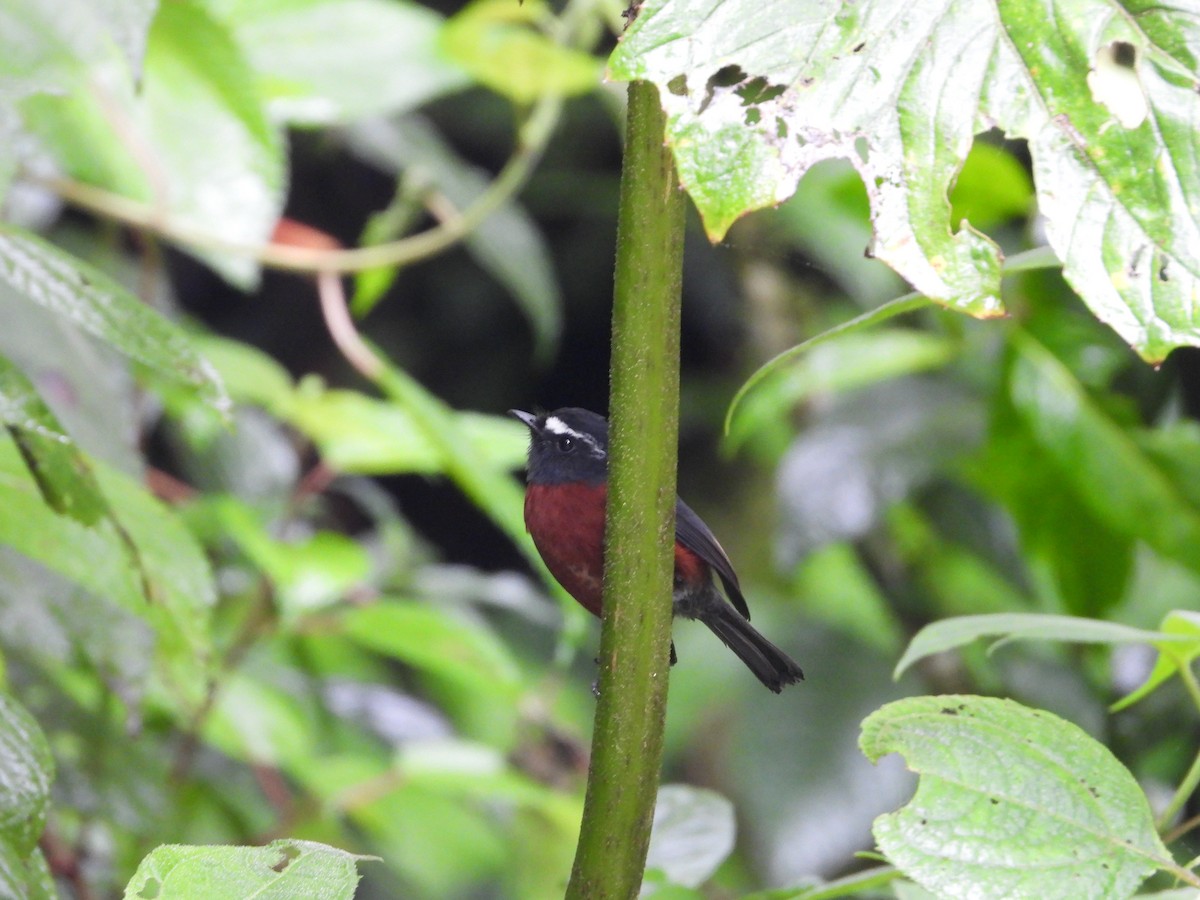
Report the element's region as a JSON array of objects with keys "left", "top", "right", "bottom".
[
  {"left": 0, "top": 226, "right": 226, "bottom": 411},
  {"left": 441, "top": 0, "right": 602, "bottom": 103},
  {"left": 861, "top": 695, "right": 1171, "bottom": 898},
  {"left": 205, "top": 0, "right": 470, "bottom": 125},
  {"left": 18, "top": 0, "right": 284, "bottom": 287},
  {"left": 611, "top": 0, "right": 1200, "bottom": 360},
  {"left": 122, "top": 839, "right": 368, "bottom": 900},
  {"left": 893, "top": 612, "right": 1189, "bottom": 679},
  {"left": 339, "top": 600, "right": 522, "bottom": 699}
]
